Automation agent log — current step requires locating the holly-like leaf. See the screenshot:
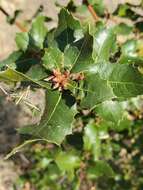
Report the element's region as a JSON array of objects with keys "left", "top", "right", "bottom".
[
  {"left": 71, "top": 28, "right": 116, "bottom": 73},
  {"left": 70, "top": 34, "right": 94, "bottom": 72},
  {"left": 81, "top": 63, "right": 143, "bottom": 109},
  {"left": 55, "top": 150, "right": 81, "bottom": 180},
  {"left": 81, "top": 73, "right": 114, "bottom": 109},
  {"left": 55, "top": 151, "right": 80, "bottom": 171},
  {"left": 119, "top": 39, "right": 143, "bottom": 65},
  {"left": 64, "top": 45, "right": 79, "bottom": 70},
  {"left": 0, "top": 51, "right": 22, "bottom": 70},
  {"left": 42, "top": 47, "right": 64, "bottom": 70},
  {"left": 84, "top": 122, "right": 101, "bottom": 161},
  {"left": 0, "top": 67, "right": 50, "bottom": 89},
  {"left": 26, "top": 65, "right": 48, "bottom": 81},
  {"left": 55, "top": 8, "right": 82, "bottom": 51},
  {"left": 0, "top": 67, "right": 27, "bottom": 83},
  {"left": 29, "top": 15, "right": 47, "bottom": 49},
  {"left": 55, "top": 8, "right": 81, "bottom": 38},
  {"left": 15, "top": 32, "right": 29, "bottom": 51},
  {"left": 87, "top": 161, "right": 115, "bottom": 179},
  {"left": 95, "top": 100, "right": 131, "bottom": 131},
  {"left": 90, "top": 28, "right": 116, "bottom": 62},
  {"left": 95, "top": 101, "right": 124, "bottom": 124},
  {"left": 19, "top": 90, "right": 77, "bottom": 145},
  {"left": 42, "top": 34, "right": 93, "bottom": 72}
]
